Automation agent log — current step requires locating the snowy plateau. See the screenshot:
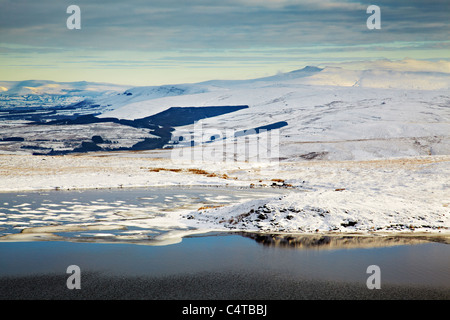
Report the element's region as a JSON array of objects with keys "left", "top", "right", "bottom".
[{"left": 0, "top": 60, "right": 449, "bottom": 243}]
